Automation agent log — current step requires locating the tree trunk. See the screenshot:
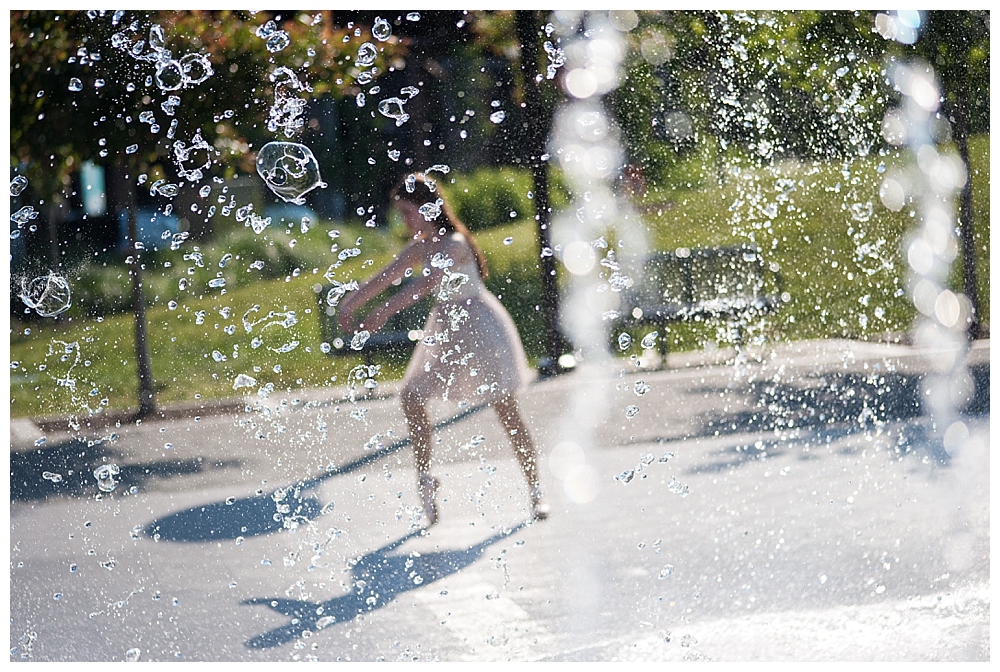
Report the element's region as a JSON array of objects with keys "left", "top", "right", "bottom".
[
  {"left": 948, "top": 92, "right": 983, "bottom": 340},
  {"left": 516, "top": 10, "right": 567, "bottom": 375},
  {"left": 107, "top": 164, "right": 157, "bottom": 419}
]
